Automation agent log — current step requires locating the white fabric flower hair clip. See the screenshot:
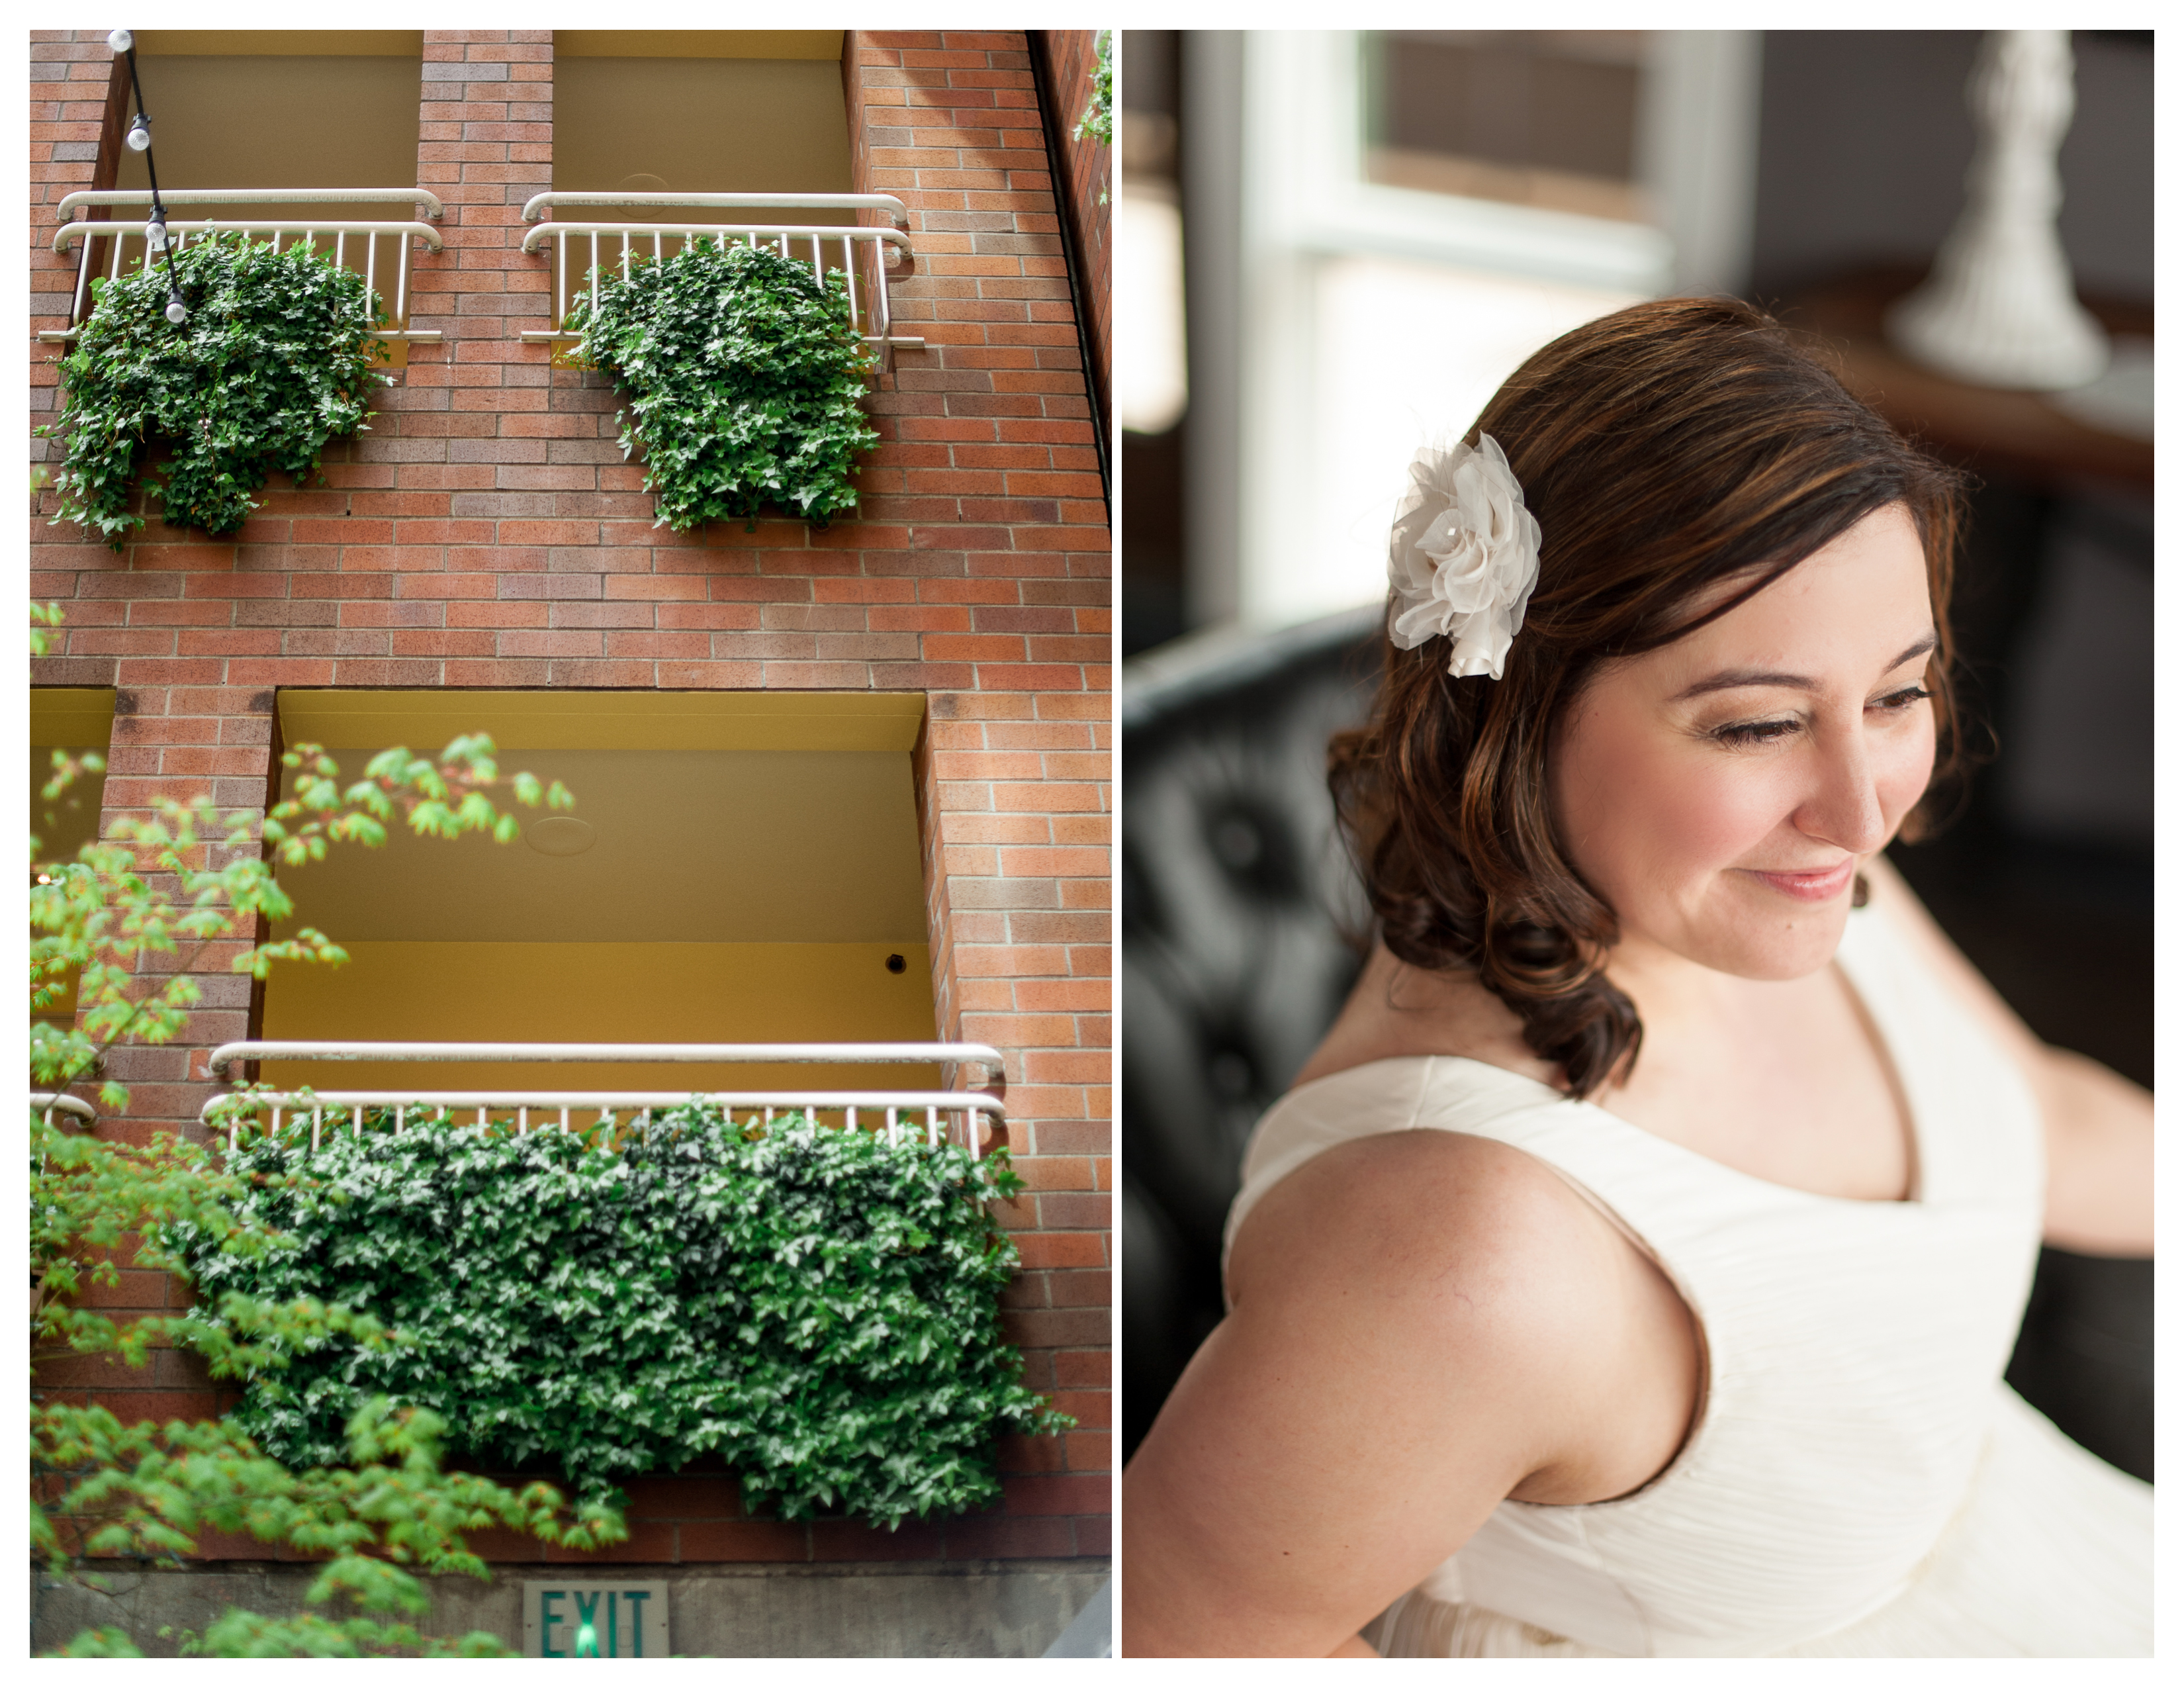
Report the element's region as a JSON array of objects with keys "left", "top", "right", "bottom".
[{"left": 1386, "top": 433, "right": 1542, "bottom": 680}]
